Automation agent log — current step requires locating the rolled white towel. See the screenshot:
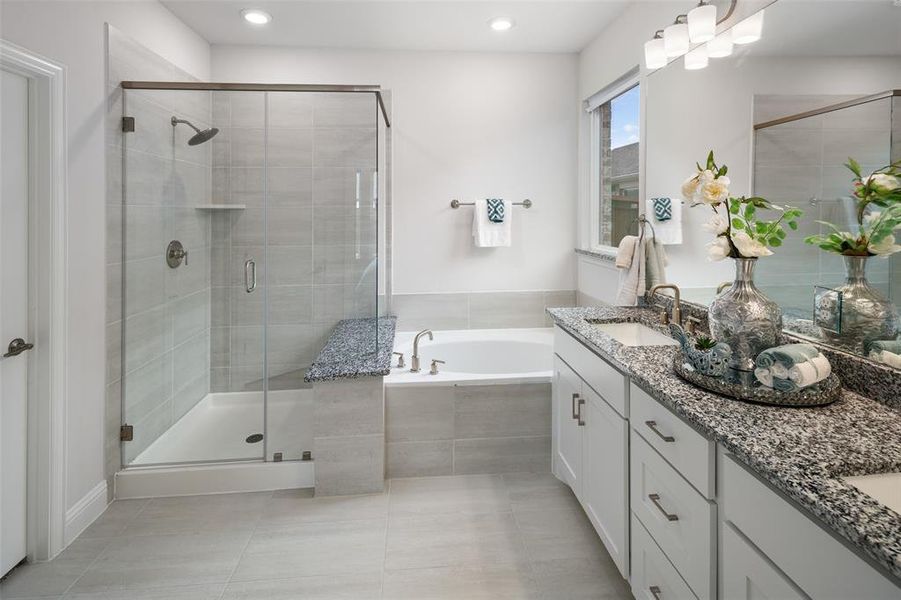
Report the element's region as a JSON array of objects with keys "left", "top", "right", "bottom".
[
  {"left": 872, "top": 350, "right": 901, "bottom": 369},
  {"left": 788, "top": 361, "right": 819, "bottom": 387},
  {"left": 811, "top": 354, "right": 832, "bottom": 379},
  {"left": 754, "top": 367, "right": 773, "bottom": 388},
  {"left": 616, "top": 235, "right": 638, "bottom": 269},
  {"left": 770, "top": 363, "right": 789, "bottom": 380}
]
